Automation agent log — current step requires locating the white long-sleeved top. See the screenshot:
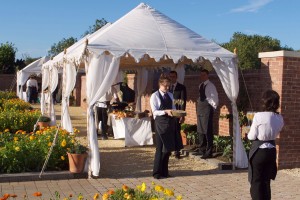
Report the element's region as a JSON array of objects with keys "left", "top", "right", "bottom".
[
  {"left": 247, "top": 112, "right": 284, "bottom": 148},
  {"left": 199, "top": 80, "right": 219, "bottom": 109},
  {"left": 150, "top": 90, "right": 175, "bottom": 119},
  {"left": 26, "top": 78, "right": 38, "bottom": 91}
]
